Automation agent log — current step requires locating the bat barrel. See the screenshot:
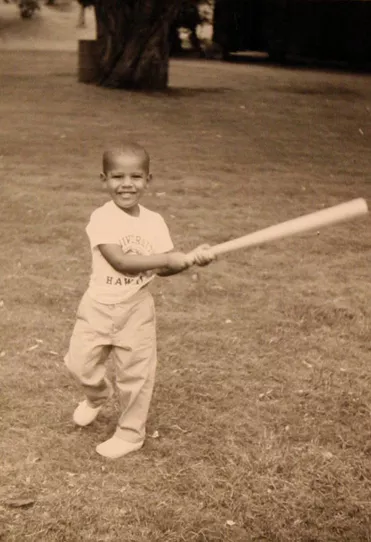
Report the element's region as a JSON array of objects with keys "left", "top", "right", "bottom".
[{"left": 210, "top": 198, "right": 368, "bottom": 257}]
